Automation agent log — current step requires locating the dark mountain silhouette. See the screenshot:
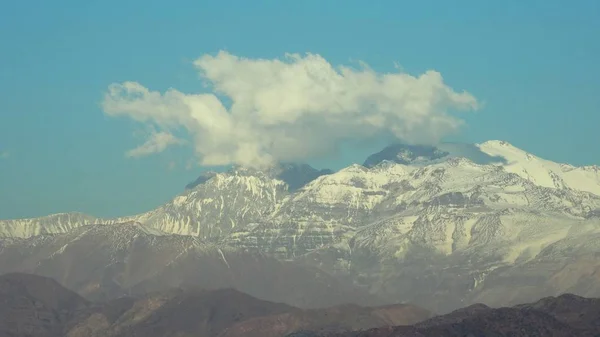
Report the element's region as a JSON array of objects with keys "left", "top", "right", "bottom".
[
  {"left": 0, "top": 273, "right": 429, "bottom": 337},
  {"left": 295, "top": 294, "right": 600, "bottom": 337},
  {"left": 0, "top": 273, "right": 88, "bottom": 337},
  {"left": 68, "top": 288, "right": 295, "bottom": 337},
  {"left": 219, "top": 303, "right": 431, "bottom": 337}
]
